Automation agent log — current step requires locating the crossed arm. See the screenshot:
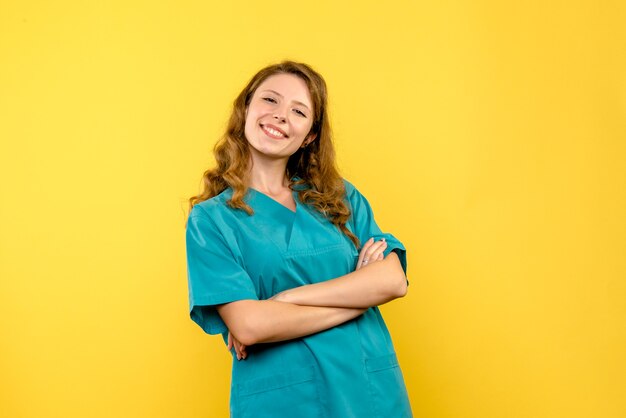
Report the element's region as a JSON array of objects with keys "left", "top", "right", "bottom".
[{"left": 216, "top": 238, "right": 408, "bottom": 358}]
